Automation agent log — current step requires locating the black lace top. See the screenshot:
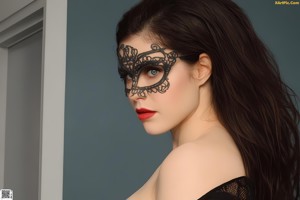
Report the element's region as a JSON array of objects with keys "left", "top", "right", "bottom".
[{"left": 198, "top": 177, "right": 253, "bottom": 200}]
